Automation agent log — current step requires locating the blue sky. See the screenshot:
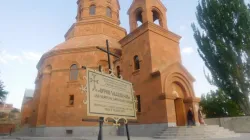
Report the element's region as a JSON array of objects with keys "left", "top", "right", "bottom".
[{"left": 0, "top": 0, "right": 220, "bottom": 109}]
